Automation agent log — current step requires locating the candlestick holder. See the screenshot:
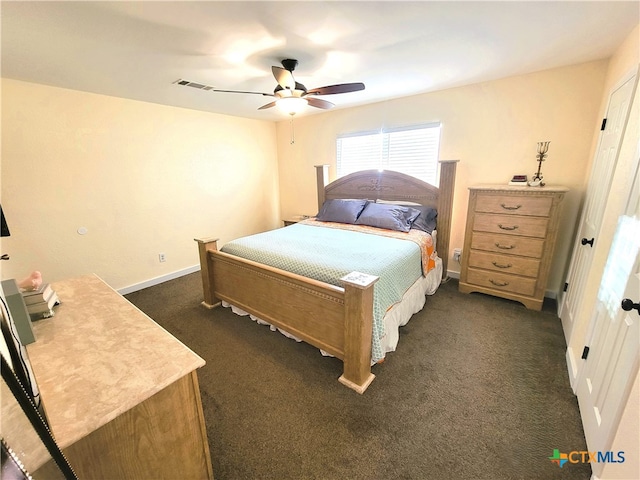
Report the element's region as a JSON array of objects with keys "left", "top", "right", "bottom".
[{"left": 529, "top": 141, "right": 550, "bottom": 186}]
